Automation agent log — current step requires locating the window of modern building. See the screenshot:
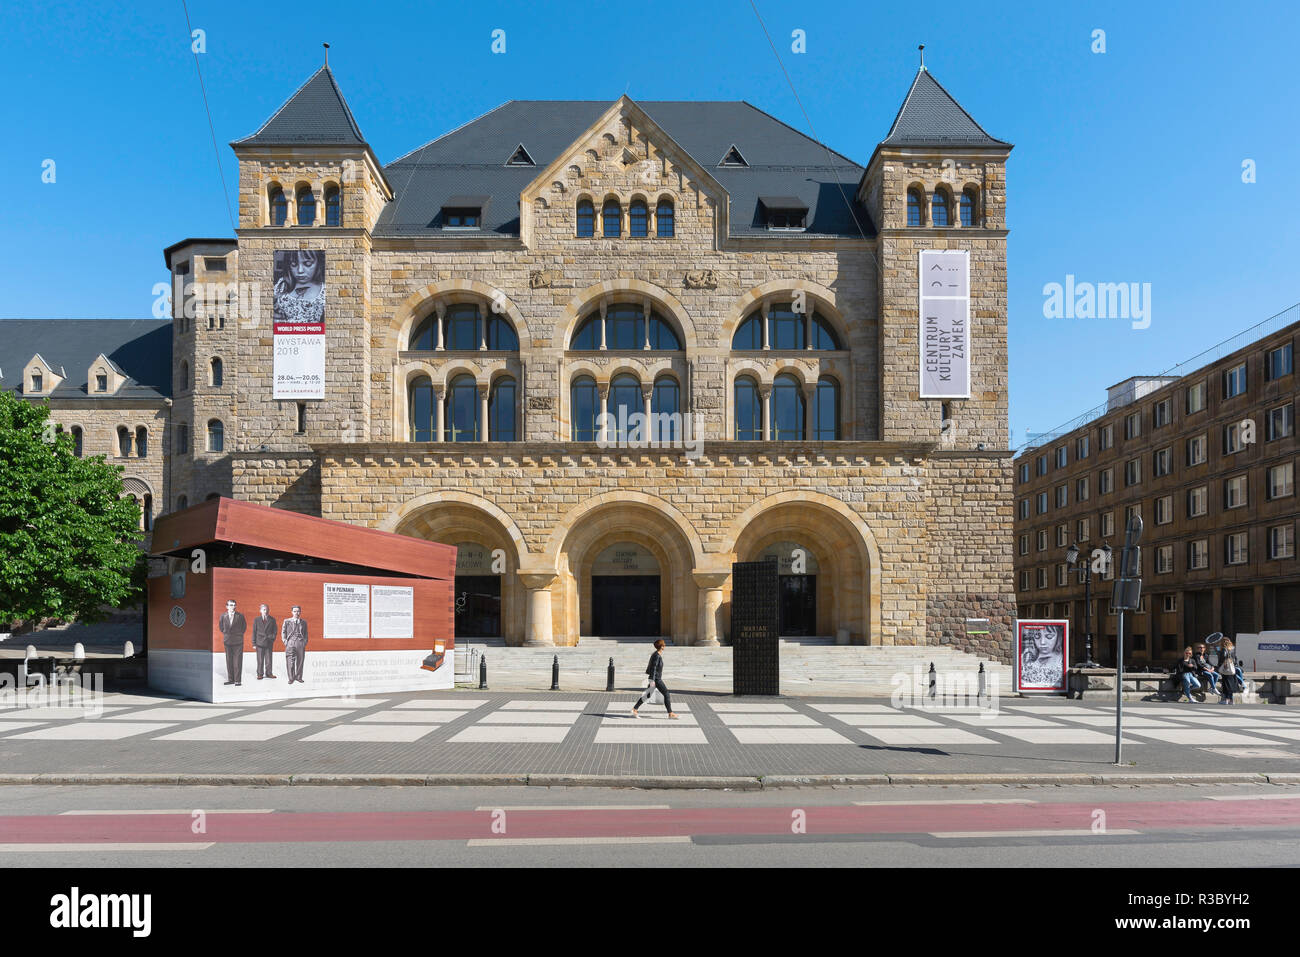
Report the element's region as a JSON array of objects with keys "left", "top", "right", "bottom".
[
  {"left": 1226, "top": 532, "right": 1248, "bottom": 565},
  {"left": 960, "top": 187, "right": 978, "bottom": 227},
  {"left": 70, "top": 425, "right": 83, "bottom": 457},
  {"left": 1099, "top": 423, "right": 1113, "bottom": 450},
  {"left": 576, "top": 199, "right": 595, "bottom": 237},
  {"left": 1153, "top": 447, "right": 1171, "bottom": 477},
  {"left": 1224, "top": 474, "right": 1248, "bottom": 510},
  {"left": 1053, "top": 524, "right": 1066, "bottom": 548},
  {"left": 1188, "top": 485, "right": 1207, "bottom": 517},
  {"left": 1099, "top": 467, "right": 1113, "bottom": 494},
  {"left": 1124, "top": 458, "right": 1141, "bottom": 486},
  {"left": 1036, "top": 454, "right": 1047, "bottom": 476},
  {"left": 1224, "top": 421, "right": 1243, "bottom": 454},
  {"left": 656, "top": 198, "right": 674, "bottom": 237},
  {"left": 652, "top": 376, "right": 680, "bottom": 442},
  {"left": 446, "top": 375, "right": 480, "bottom": 442},
  {"left": 210, "top": 357, "right": 223, "bottom": 388},
  {"left": 296, "top": 186, "right": 316, "bottom": 226},
  {"left": 1156, "top": 545, "right": 1173, "bottom": 574},
  {"left": 1020, "top": 569, "right": 1031, "bottom": 591},
  {"left": 628, "top": 200, "right": 649, "bottom": 238},
  {"left": 1036, "top": 567, "right": 1047, "bottom": 589},
  {"left": 1055, "top": 446, "right": 1067, "bottom": 468},
  {"left": 1125, "top": 504, "right": 1141, "bottom": 527},
  {"left": 1037, "top": 529, "right": 1048, "bottom": 551},
  {"left": 735, "top": 377, "right": 762, "bottom": 441},
  {"left": 489, "top": 376, "right": 517, "bottom": 441},
  {"left": 931, "top": 188, "right": 951, "bottom": 226},
  {"left": 1036, "top": 491, "right": 1048, "bottom": 514},
  {"left": 907, "top": 187, "right": 925, "bottom": 226},
  {"left": 1153, "top": 398, "right": 1172, "bottom": 428},
  {"left": 324, "top": 185, "right": 341, "bottom": 226},
  {"left": 1270, "top": 524, "right": 1295, "bottom": 560},
  {"left": 1189, "top": 539, "right": 1209, "bottom": 570},
  {"left": 1077, "top": 518, "right": 1090, "bottom": 540},
  {"left": 1055, "top": 484, "right": 1067, "bottom": 508},
  {"left": 1124, "top": 412, "right": 1141, "bottom": 440},
  {"left": 207, "top": 419, "right": 223, "bottom": 452},
  {"left": 1187, "top": 433, "right": 1206, "bottom": 466},
  {"left": 1076, "top": 476, "right": 1089, "bottom": 501},
  {"left": 1267, "top": 342, "right": 1293, "bottom": 380},
  {"left": 602, "top": 199, "right": 621, "bottom": 238},
  {"left": 1164, "top": 595, "right": 1177, "bottom": 613},
  {"left": 269, "top": 185, "right": 288, "bottom": 226},
  {"left": 1268, "top": 462, "right": 1294, "bottom": 500},
  {"left": 1019, "top": 534, "right": 1029, "bottom": 556},
  {"left": 1224, "top": 362, "right": 1247, "bottom": 398},
  {"left": 1101, "top": 512, "right": 1115, "bottom": 537},
  {"left": 1018, "top": 498, "right": 1030, "bottom": 520},
  {"left": 135, "top": 426, "right": 147, "bottom": 458},
  {"left": 1186, "top": 380, "right": 1206, "bottom": 414},
  {"left": 814, "top": 377, "right": 839, "bottom": 440},
  {"left": 1267, "top": 403, "right": 1294, "bottom": 440},
  {"left": 771, "top": 374, "right": 805, "bottom": 440},
  {"left": 1077, "top": 435, "right": 1090, "bottom": 460},
  {"left": 1056, "top": 564, "right": 1067, "bottom": 586},
  {"left": 571, "top": 376, "right": 599, "bottom": 441},
  {"left": 1155, "top": 495, "right": 1172, "bottom": 525}
]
